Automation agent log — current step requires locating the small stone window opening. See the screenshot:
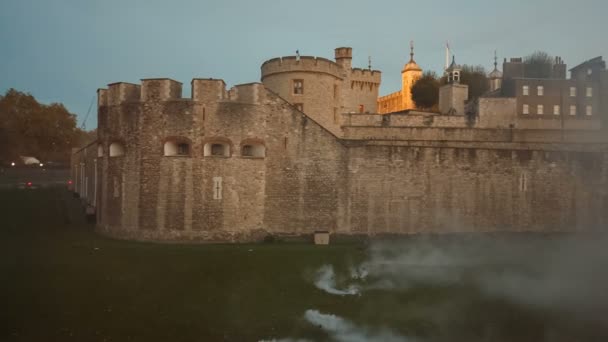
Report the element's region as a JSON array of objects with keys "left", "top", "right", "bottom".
[
  {"left": 109, "top": 142, "right": 125, "bottom": 157},
  {"left": 97, "top": 144, "right": 104, "bottom": 157},
  {"left": 293, "top": 79, "right": 304, "bottom": 95},
  {"left": 537, "top": 86, "right": 544, "bottom": 96},
  {"left": 333, "top": 85, "right": 338, "bottom": 99},
  {"left": 241, "top": 143, "right": 265, "bottom": 158},
  {"left": 522, "top": 85, "right": 529, "bottom": 96},
  {"left": 211, "top": 144, "right": 225, "bottom": 156},
  {"left": 359, "top": 104, "right": 364, "bottom": 113},
  {"left": 204, "top": 141, "right": 231, "bottom": 157},
  {"left": 212, "top": 177, "right": 223, "bottom": 200},
  {"left": 570, "top": 105, "right": 577, "bottom": 116},
  {"left": 177, "top": 143, "right": 189, "bottom": 155},
  {"left": 586, "top": 105, "right": 593, "bottom": 116},
  {"left": 570, "top": 87, "right": 576, "bottom": 97},
  {"left": 586, "top": 87, "right": 593, "bottom": 97},
  {"left": 522, "top": 104, "right": 529, "bottom": 115},
  {"left": 164, "top": 140, "right": 190, "bottom": 156}
]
